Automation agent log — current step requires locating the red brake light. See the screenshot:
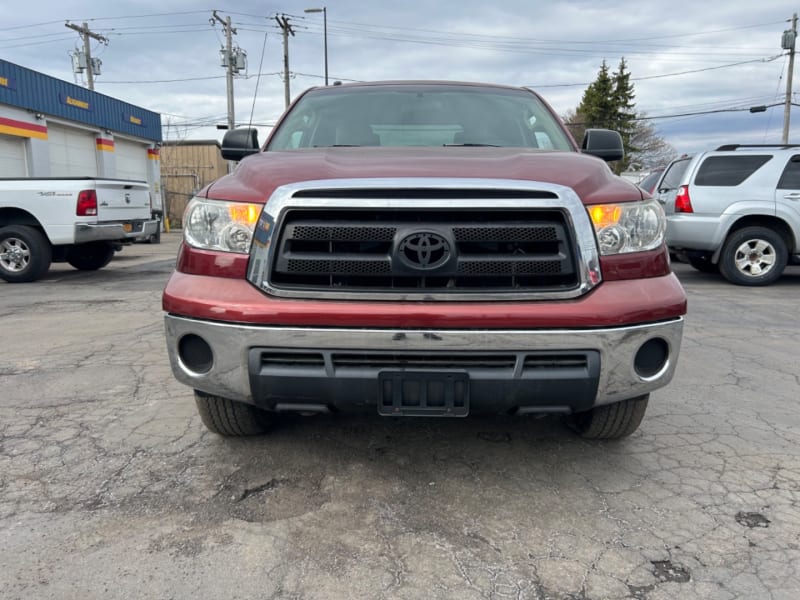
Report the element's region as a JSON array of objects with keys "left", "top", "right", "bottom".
[
  {"left": 674, "top": 185, "right": 693, "bottom": 213},
  {"left": 76, "top": 190, "right": 98, "bottom": 216}
]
